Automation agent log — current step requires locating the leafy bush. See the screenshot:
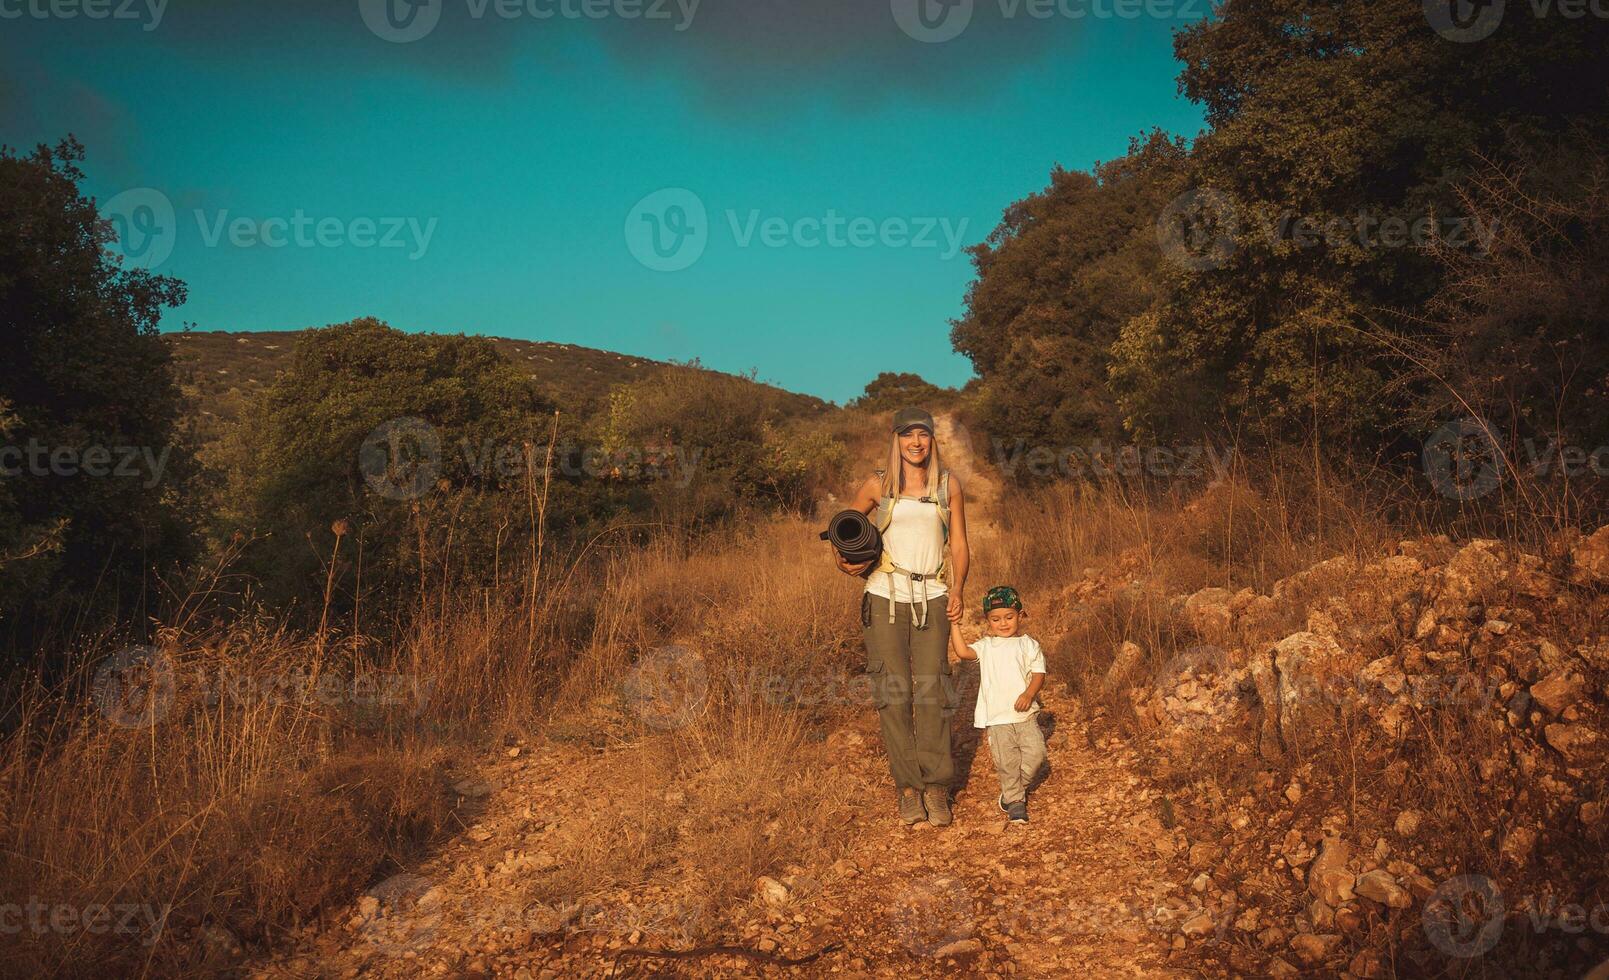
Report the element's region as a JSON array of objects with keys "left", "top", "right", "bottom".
[
  {"left": 601, "top": 368, "right": 844, "bottom": 519},
  {"left": 217, "top": 318, "right": 557, "bottom": 615},
  {"left": 0, "top": 138, "right": 195, "bottom": 642}
]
